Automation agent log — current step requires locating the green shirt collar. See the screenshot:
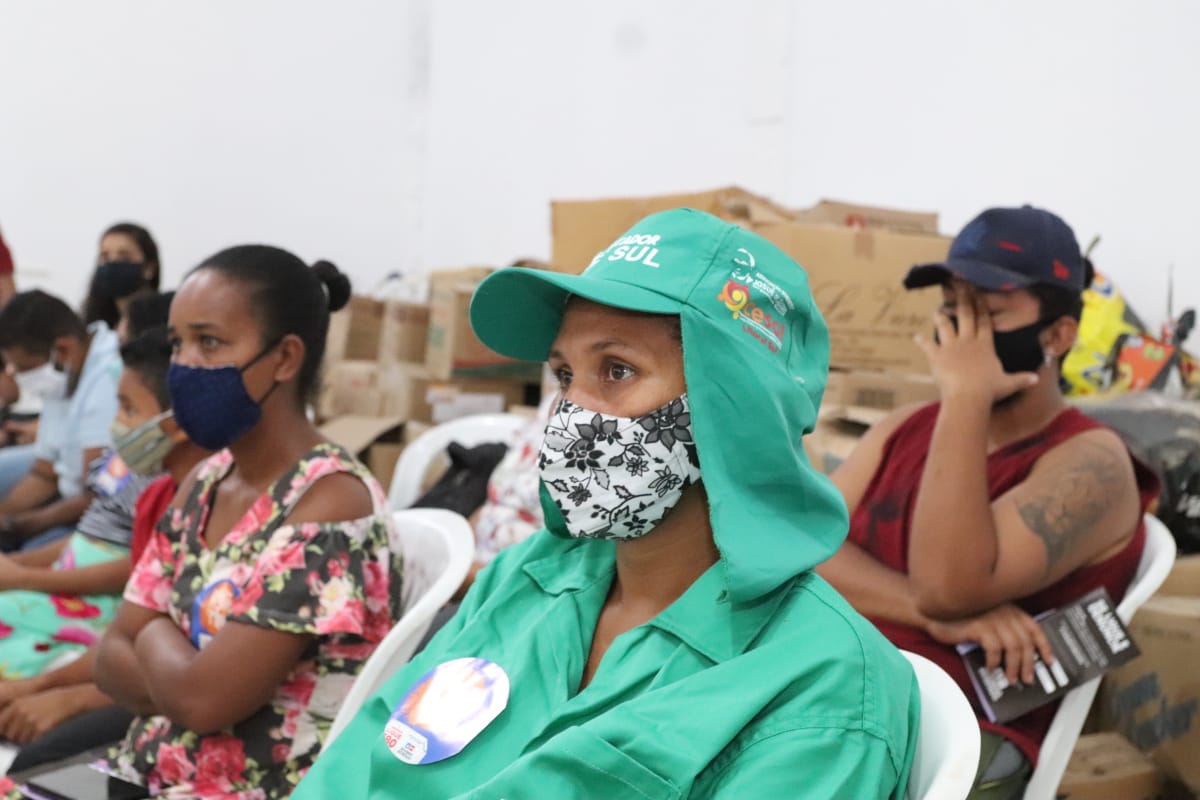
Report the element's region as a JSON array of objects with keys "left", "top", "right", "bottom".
[{"left": 522, "top": 537, "right": 794, "bottom": 663}]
